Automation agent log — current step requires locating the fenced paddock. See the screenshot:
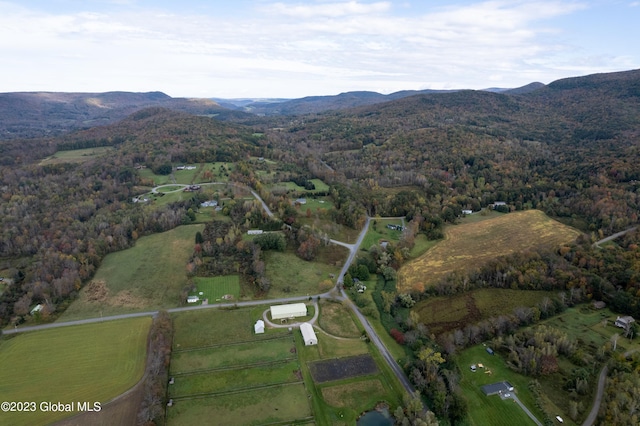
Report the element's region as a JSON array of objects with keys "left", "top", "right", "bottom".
[{"left": 167, "top": 308, "right": 313, "bottom": 425}]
